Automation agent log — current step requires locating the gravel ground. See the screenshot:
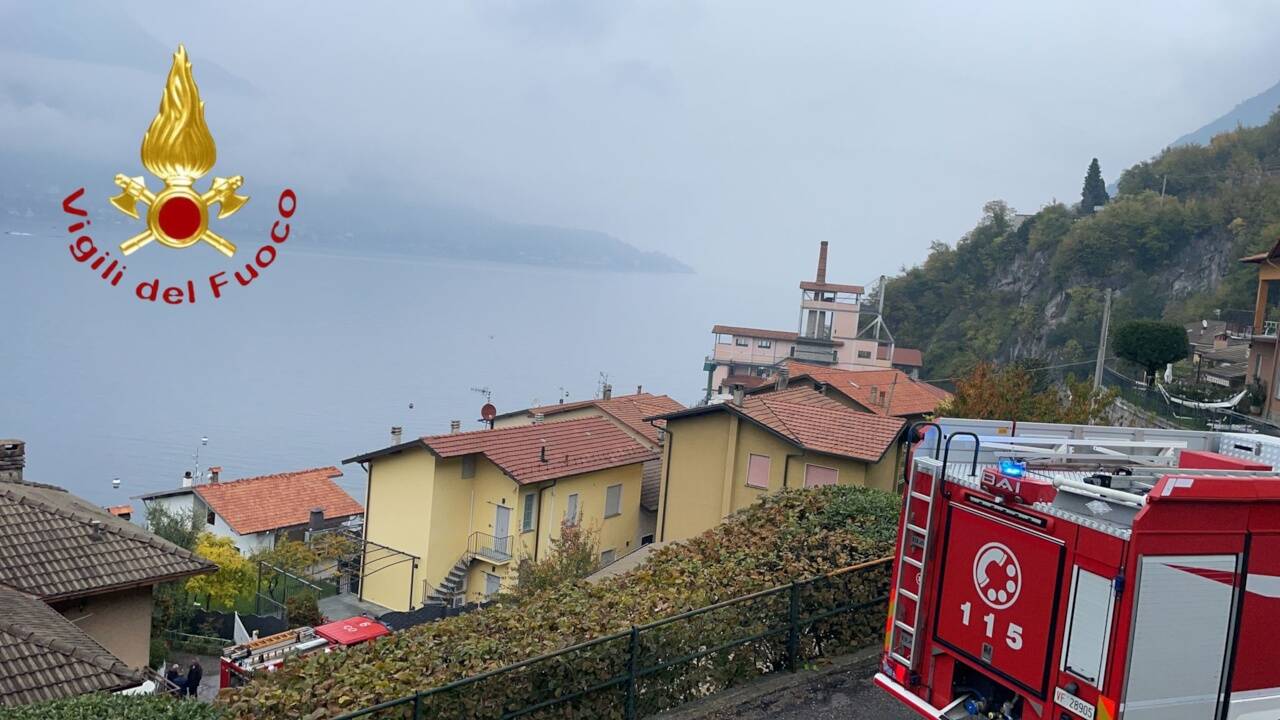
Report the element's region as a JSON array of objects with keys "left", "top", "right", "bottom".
[{"left": 693, "top": 666, "right": 917, "bottom": 720}]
